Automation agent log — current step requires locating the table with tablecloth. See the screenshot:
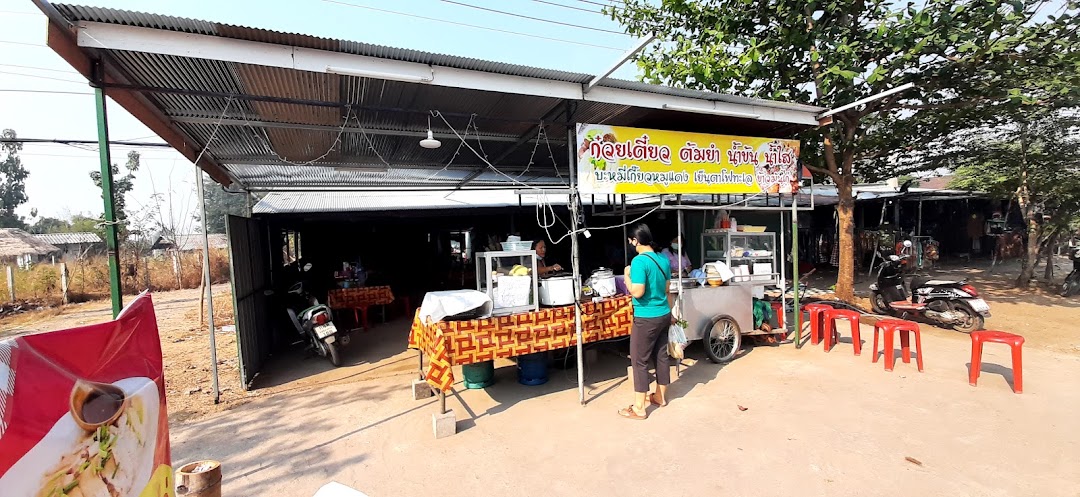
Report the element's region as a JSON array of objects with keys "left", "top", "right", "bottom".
[
  {"left": 328, "top": 286, "right": 396, "bottom": 329},
  {"left": 408, "top": 295, "right": 633, "bottom": 392}
]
